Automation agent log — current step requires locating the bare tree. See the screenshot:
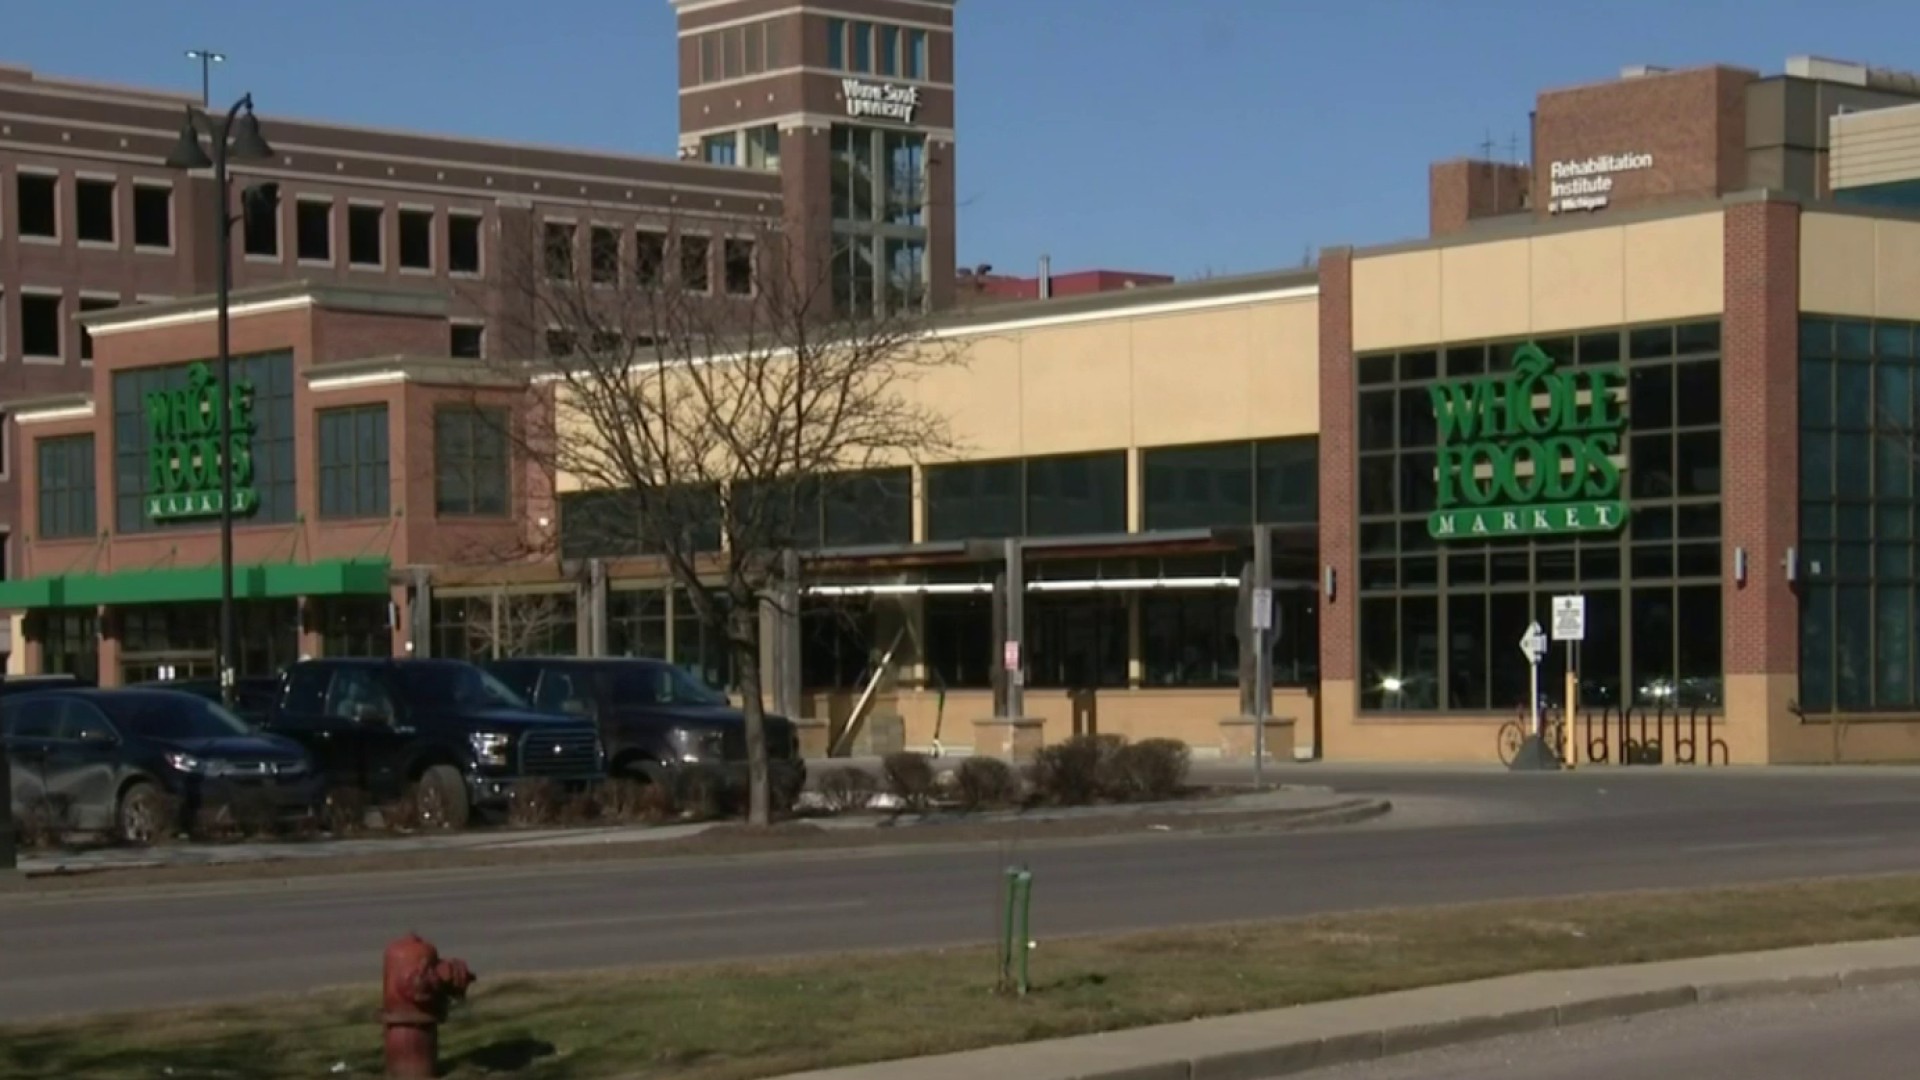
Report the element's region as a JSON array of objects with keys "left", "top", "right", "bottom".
[
  {"left": 490, "top": 212, "right": 962, "bottom": 826},
  {"left": 463, "top": 591, "right": 579, "bottom": 660}
]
